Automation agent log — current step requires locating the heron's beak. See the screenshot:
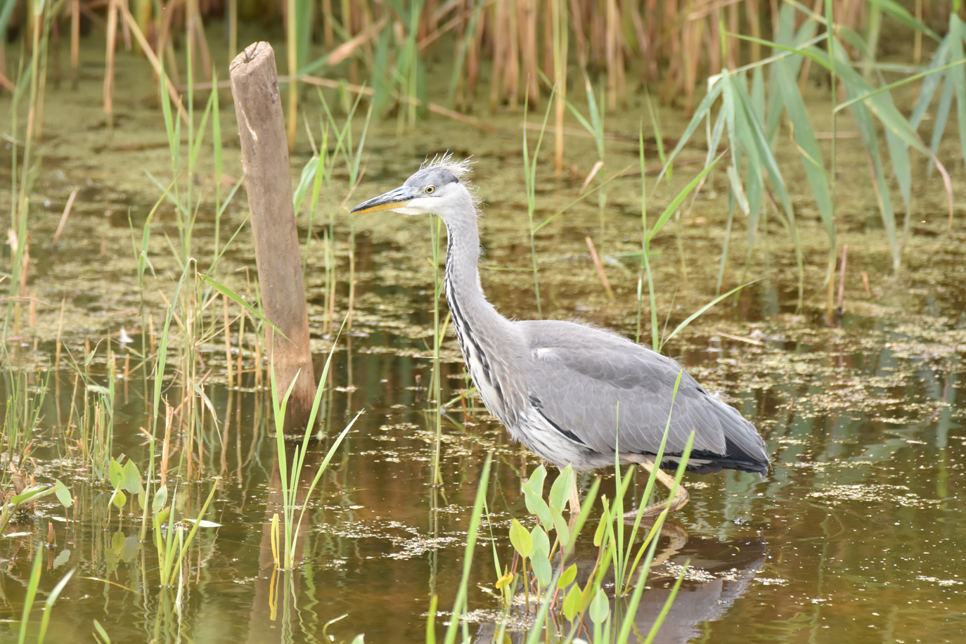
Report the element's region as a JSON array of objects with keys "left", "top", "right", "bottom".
[{"left": 350, "top": 186, "right": 421, "bottom": 214}]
